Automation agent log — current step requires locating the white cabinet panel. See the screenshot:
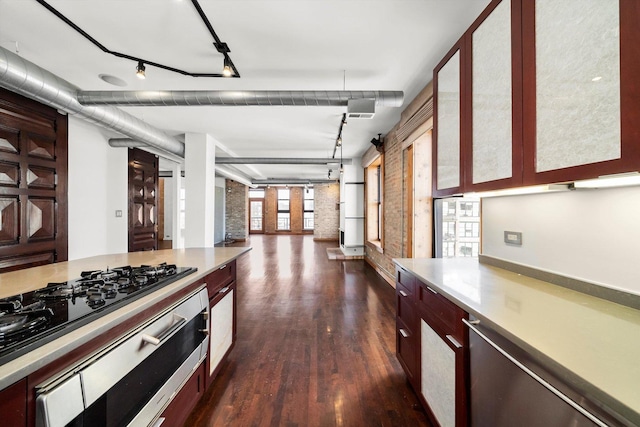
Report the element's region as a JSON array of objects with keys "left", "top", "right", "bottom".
[
  {"left": 535, "top": 0, "right": 621, "bottom": 172},
  {"left": 209, "top": 289, "right": 233, "bottom": 375},
  {"left": 472, "top": 0, "right": 513, "bottom": 184},
  {"left": 436, "top": 51, "right": 461, "bottom": 190},
  {"left": 421, "top": 319, "right": 456, "bottom": 427}
]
